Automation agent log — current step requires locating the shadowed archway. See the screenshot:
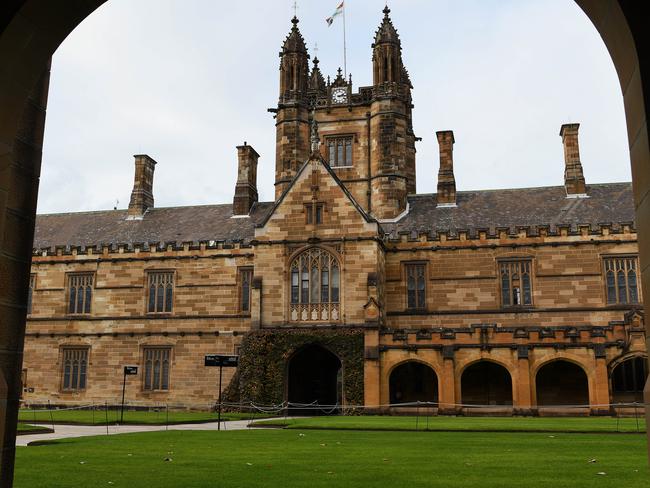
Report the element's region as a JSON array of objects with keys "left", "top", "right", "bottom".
[
  {"left": 287, "top": 344, "right": 341, "bottom": 414},
  {"left": 389, "top": 361, "right": 438, "bottom": 406},
  {"left": 461, "top": 361, "right": 513, "bottom": 406},
  {"left": 611, "top": 356, "right": 648, "bottom": 404},
  {"left": 536, "top": 360, "right": 589, "bottom": 407}
]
